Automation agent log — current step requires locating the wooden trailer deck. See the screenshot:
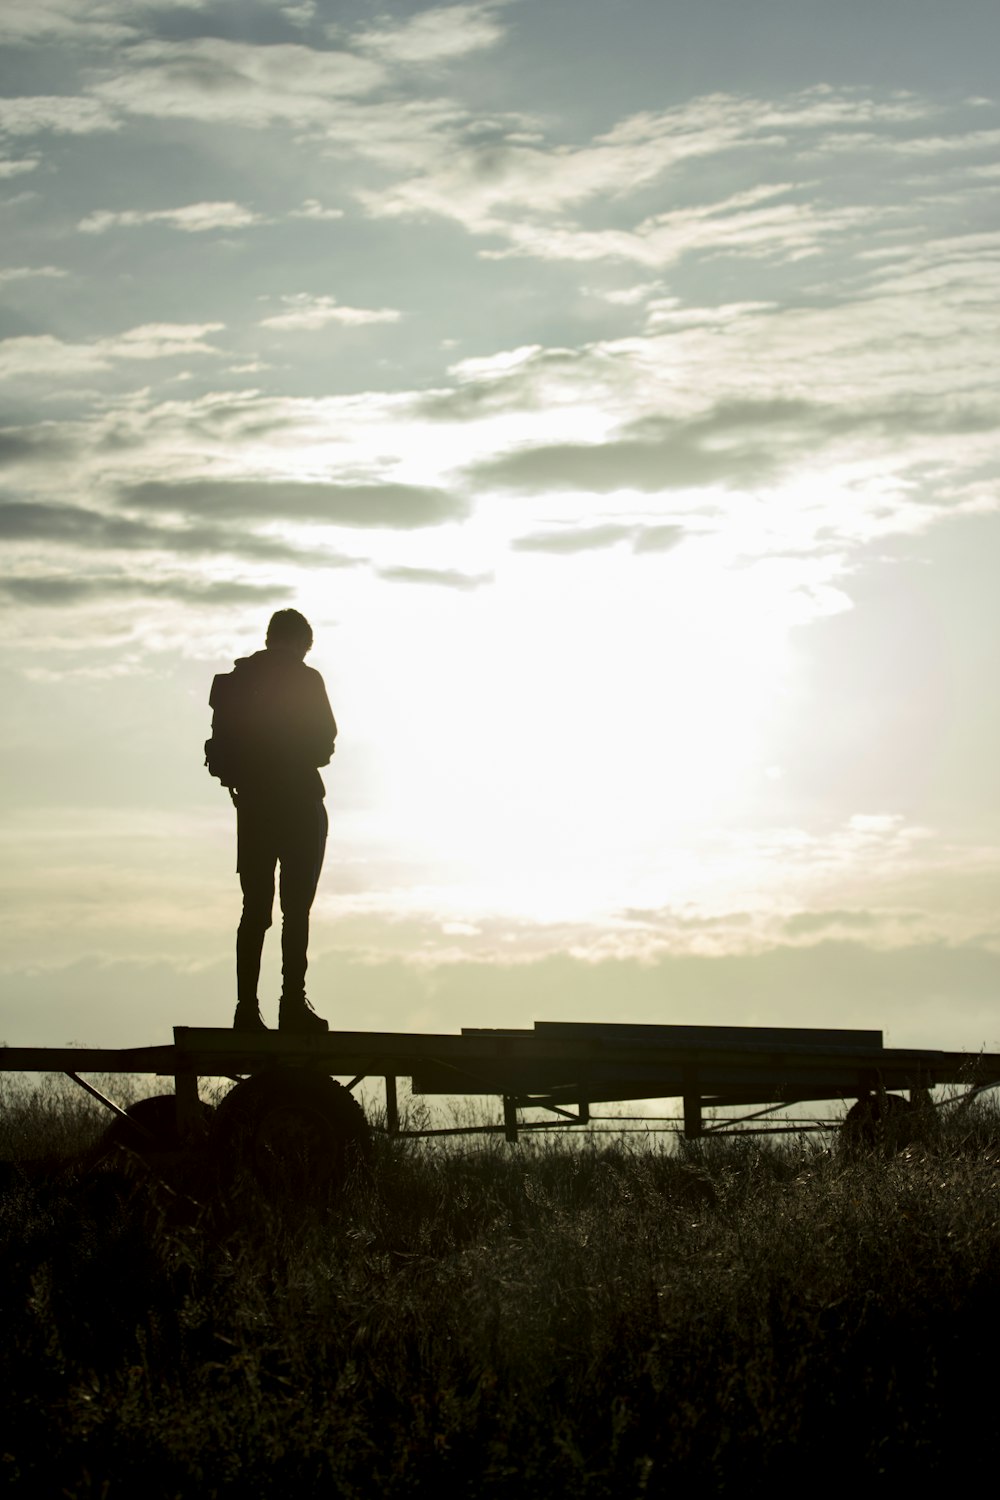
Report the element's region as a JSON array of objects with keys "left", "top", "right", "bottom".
[{"left": 4, "top": 1020, "right": 1000, "bottom": 1140}]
